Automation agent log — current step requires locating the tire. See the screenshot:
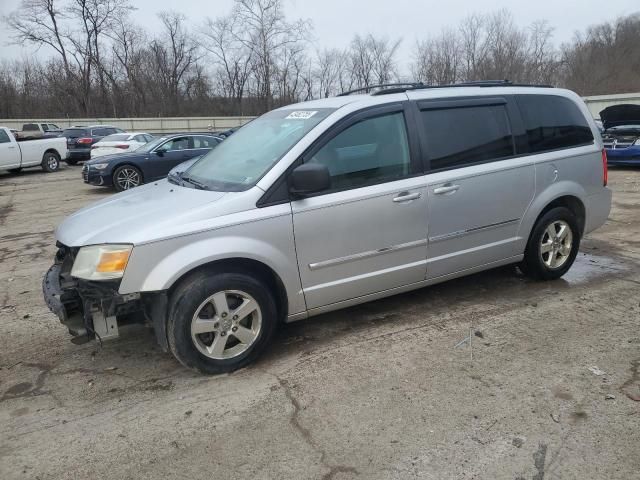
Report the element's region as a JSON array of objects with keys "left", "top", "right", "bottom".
[
  {"left": 66, "top": 159, "right": 78, "bottom": 166},
  {"left": 113, "top": 165, "right": 143, "bottom": 191},
  {"left": 520, "top": 207, "right": 581, "bottom": 280},
  {"left": 41, "top": 151, "right": 60, "bottom": 172},
  {"left": 167, "top": 271, "right": 278, "bottom": 375}
]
